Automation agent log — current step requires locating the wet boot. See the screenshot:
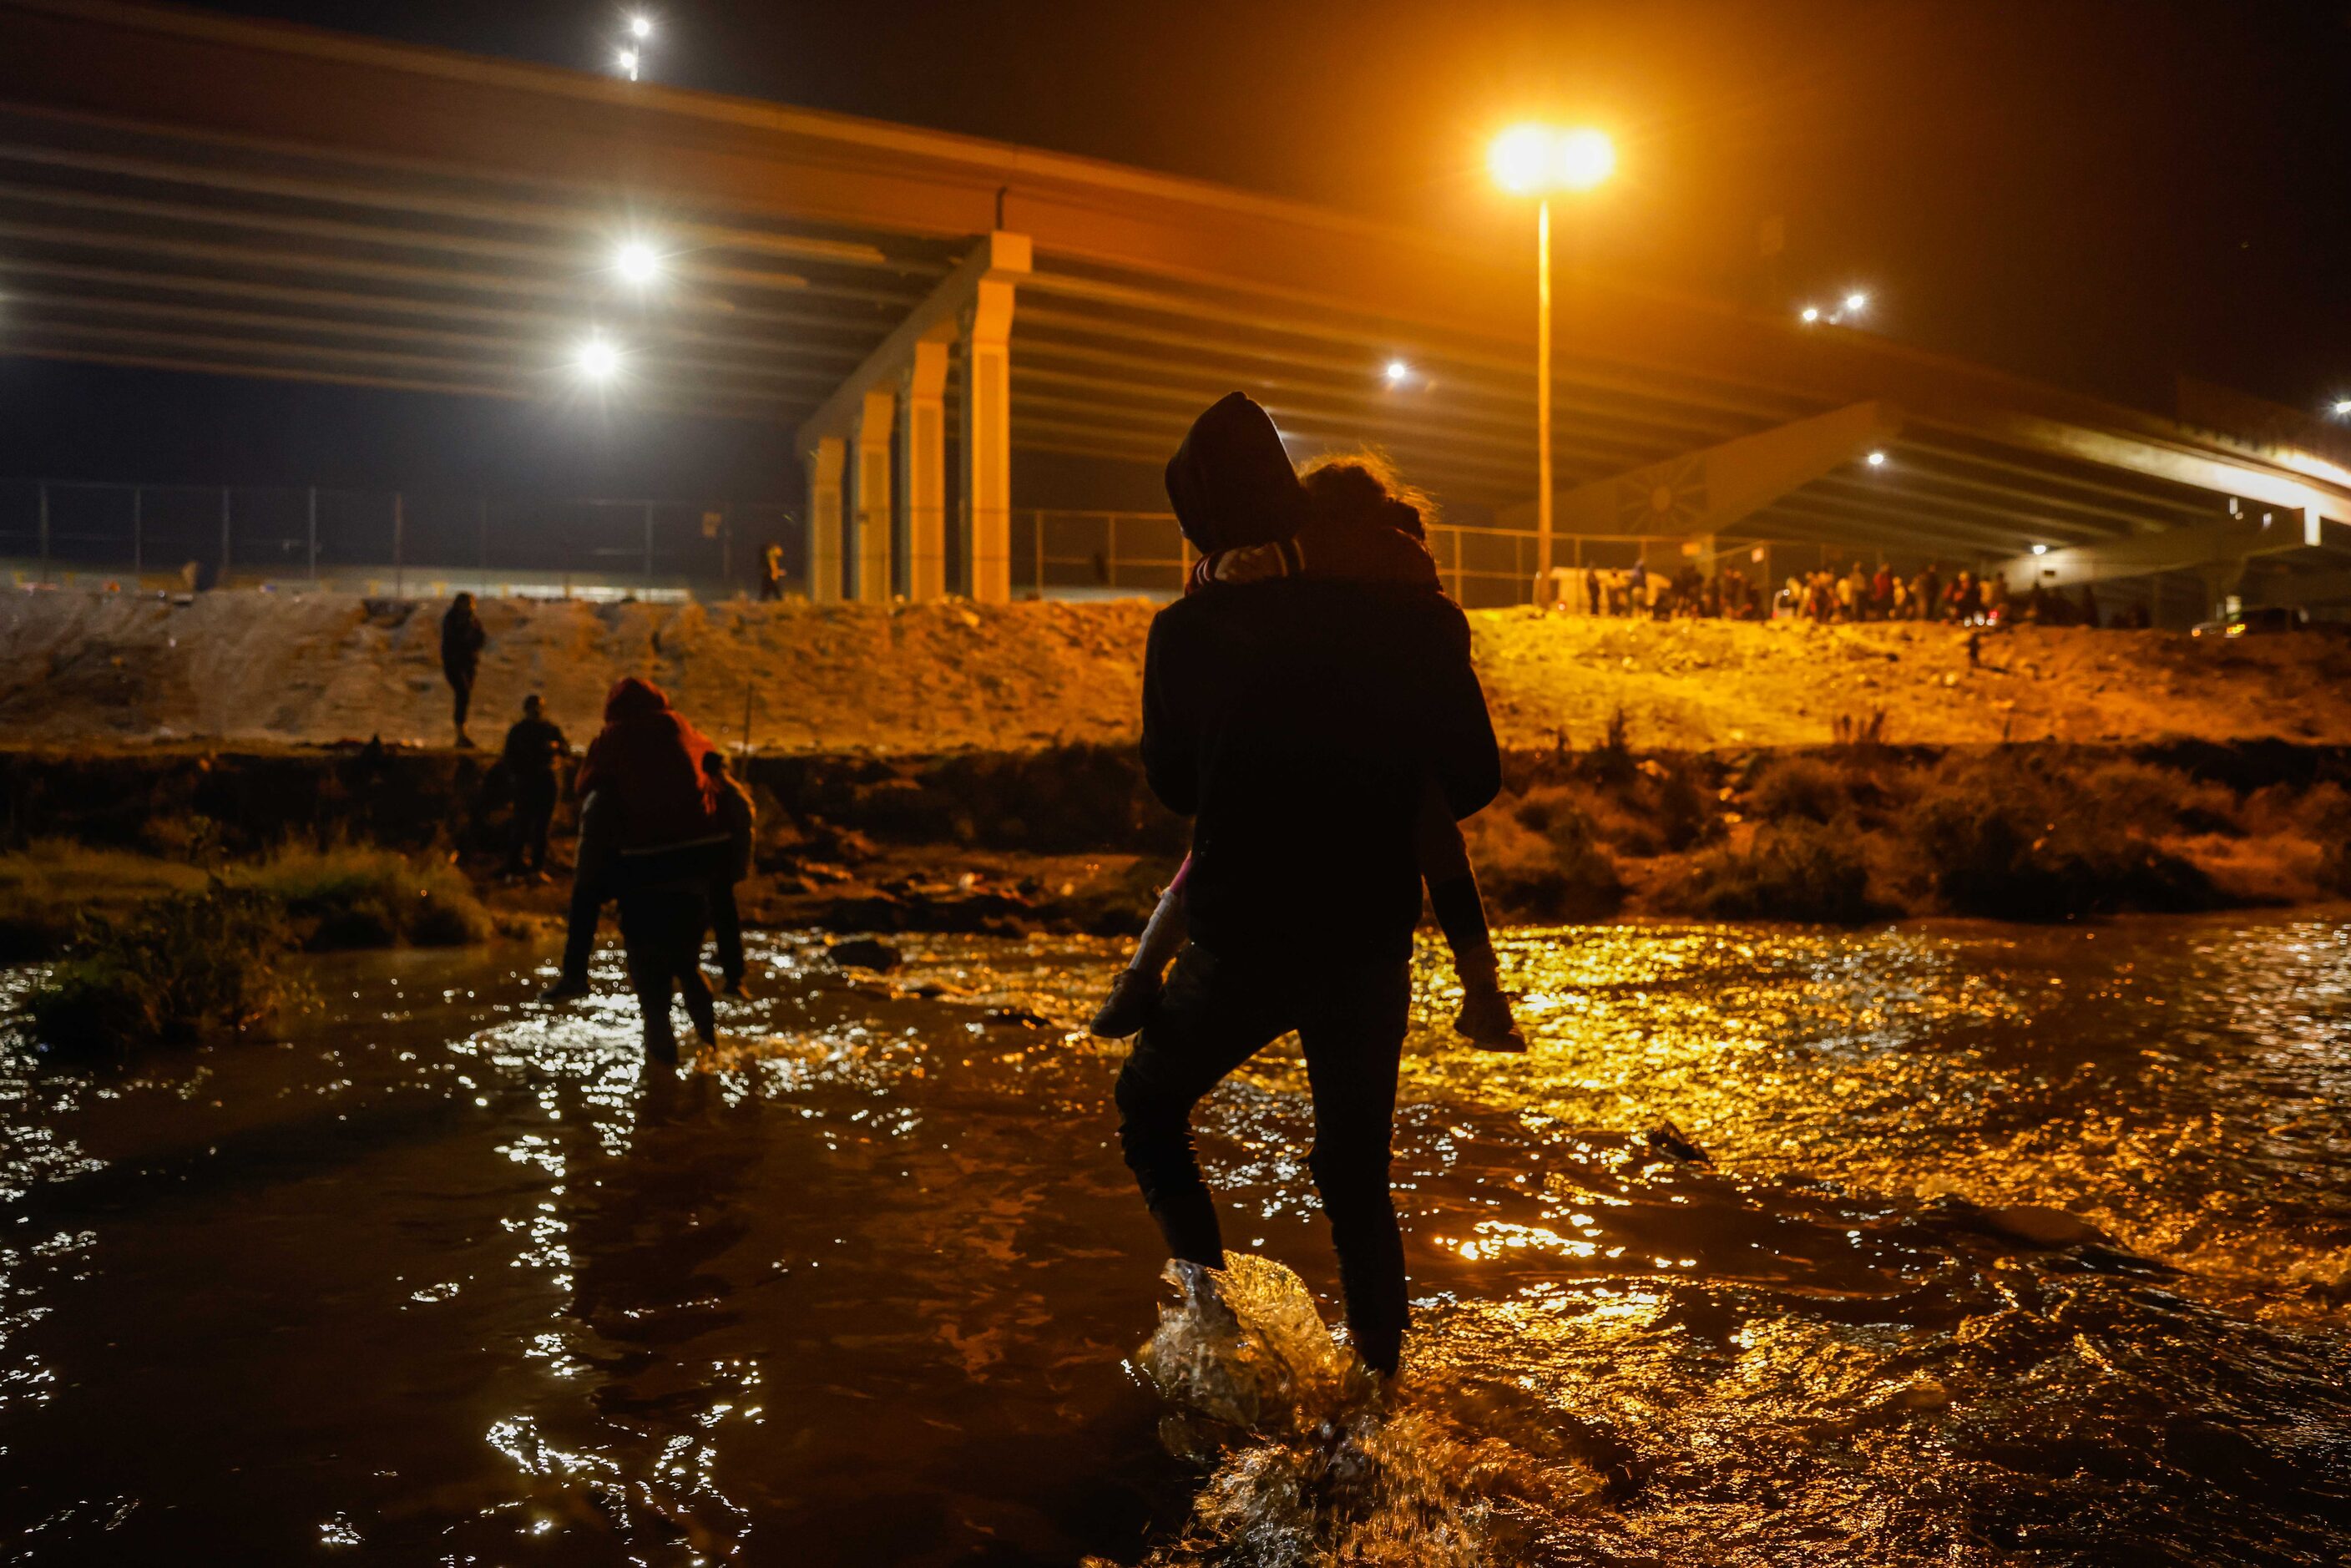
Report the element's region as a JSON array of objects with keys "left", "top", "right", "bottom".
[
  {"left": 1452, "top": 946, "right": 1525, "bottom": 1054},
  {"left": 538, "top": 974, "right": 593, "bottom": 1004},
  {"left": 643, "top": 1027, "right": 680, "bottom": 1065},
  {"left": 680, "top": 974, "right": 719, "bottom": 1049},
  {"left": 1090, "top": 967, "right": 1161, "bottom": 1039}
]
